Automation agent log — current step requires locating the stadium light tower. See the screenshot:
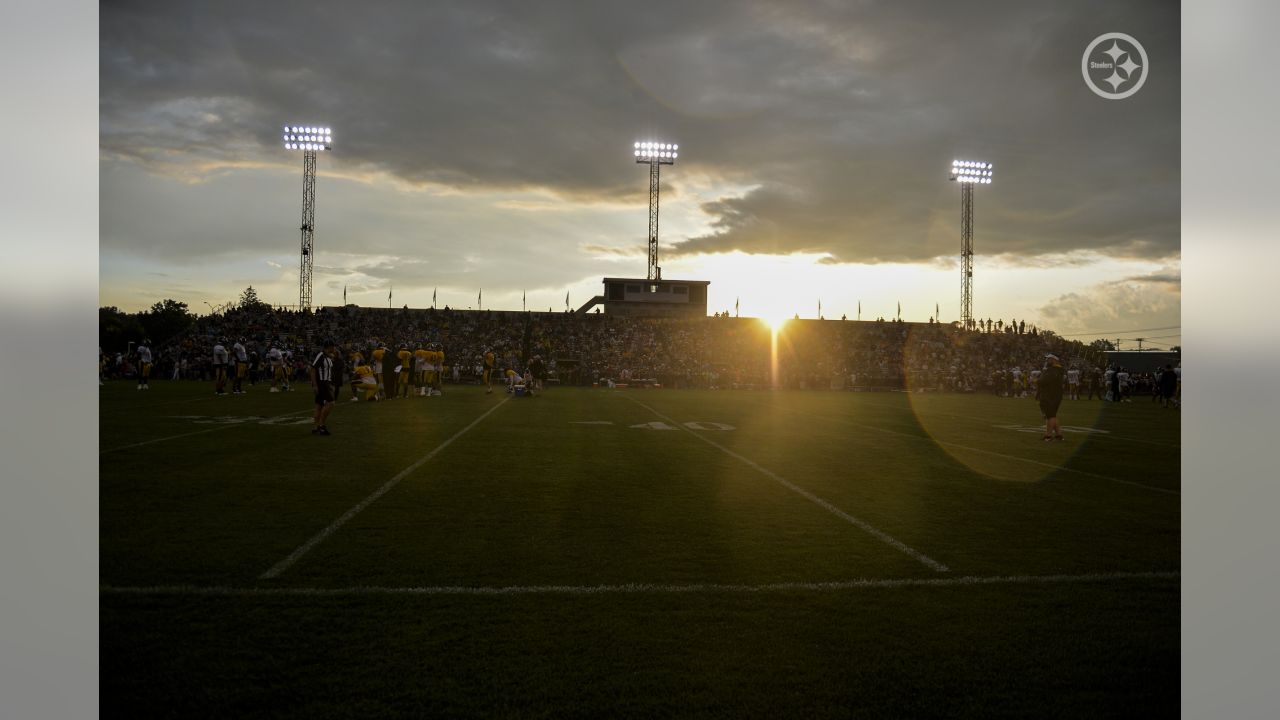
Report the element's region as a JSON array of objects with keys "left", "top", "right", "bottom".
[
  {"left": 949, "top": 159, "right": 993, "bottom": 329},
  {"left": 283, "top": 124, "right": 333, "bottom": 310},
  {"left": 633, "top": 140, "right": 678, "bottom": 281}
]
